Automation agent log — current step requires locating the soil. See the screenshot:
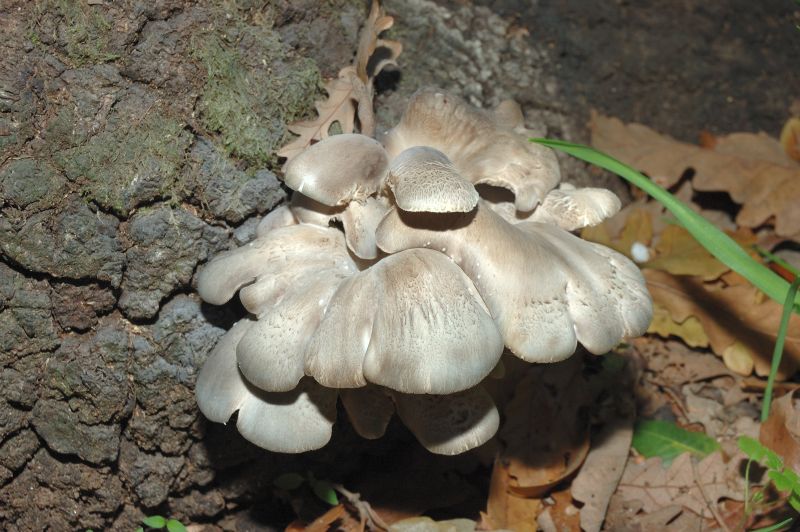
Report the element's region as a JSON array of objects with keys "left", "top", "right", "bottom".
[{"left": 0, "top": 0, "right": 797, "bottom": 530}]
